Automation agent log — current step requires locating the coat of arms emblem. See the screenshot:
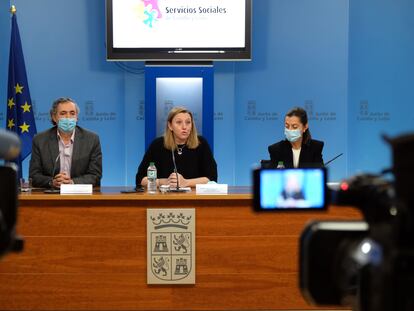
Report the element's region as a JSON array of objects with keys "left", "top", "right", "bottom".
[{"left": 147, "top": 209, "right": 195, "bottom": 284}]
